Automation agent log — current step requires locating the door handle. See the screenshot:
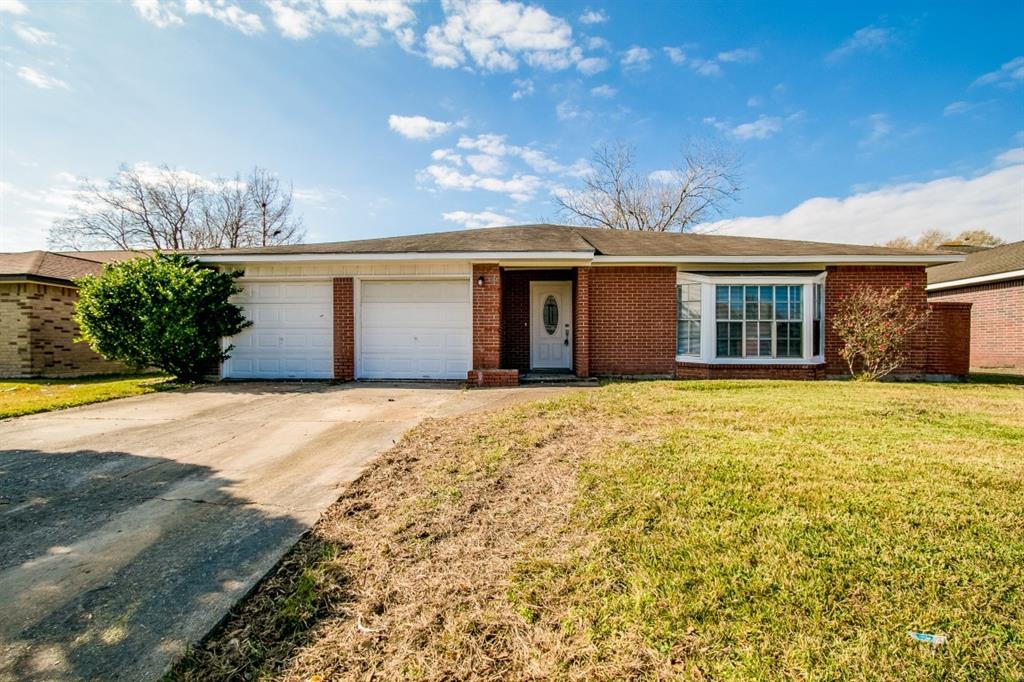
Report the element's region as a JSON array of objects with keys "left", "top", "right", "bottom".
[{"left": 564, "top": 323, "right": 570, "bottom": 346}]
